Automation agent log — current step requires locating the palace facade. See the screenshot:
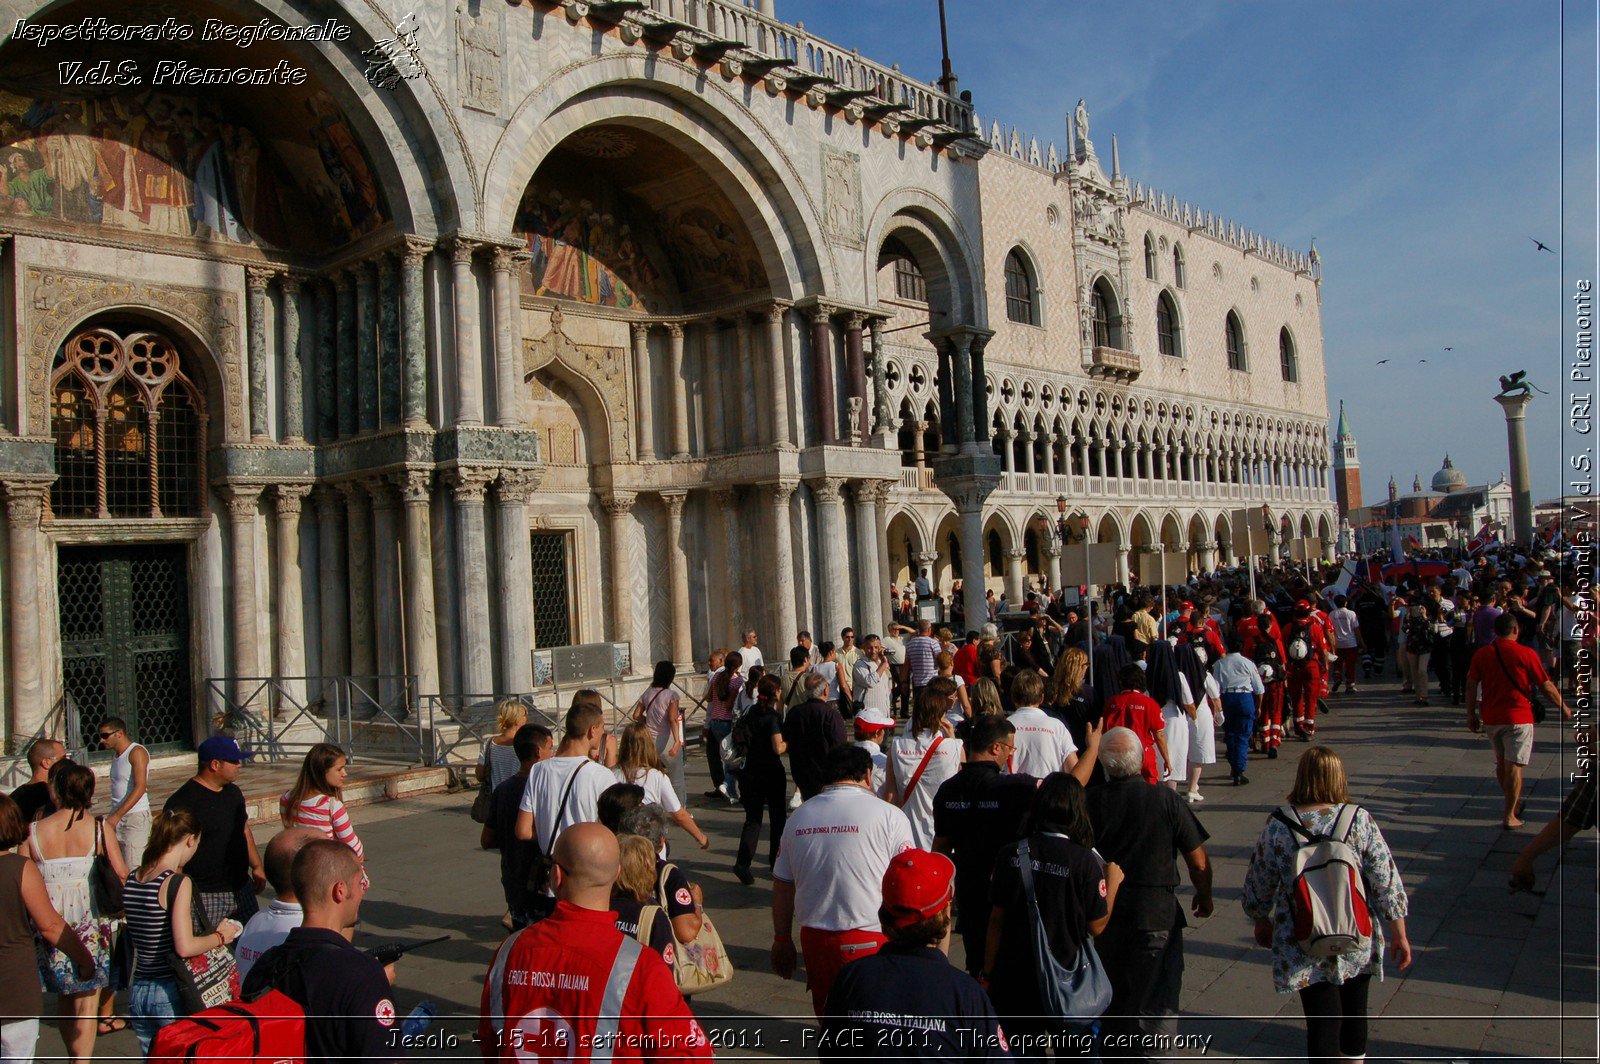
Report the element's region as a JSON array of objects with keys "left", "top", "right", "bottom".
[{"left": 0, "top": 0, "right": 1335, "bottom": 753}]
